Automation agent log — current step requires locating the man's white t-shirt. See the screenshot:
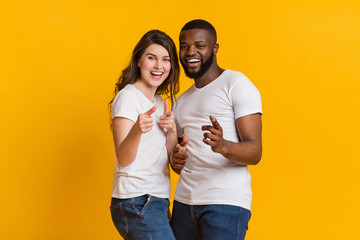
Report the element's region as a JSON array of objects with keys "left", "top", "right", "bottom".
[
  {"left": 173, "top": 69, "right": 262, "bottom": 210},
  {"left": 111, "top": 84, "right": 170, "bottom": 199}
]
